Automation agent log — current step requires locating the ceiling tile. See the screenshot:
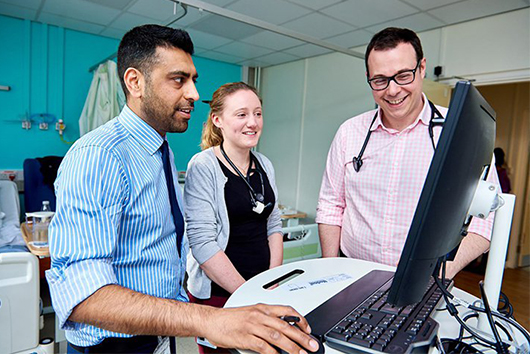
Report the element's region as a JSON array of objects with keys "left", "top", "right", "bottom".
[
  {"left": 82, "top": 0, "right": 133, "bottom": 11},
  {"left": 325, "top": 29, "right": 373, "bottom": 49},
  {"left": 190, "top": 14, "right": 261, "bottom": 40},
  {"left": 128, "top": 0, "right": 176, "bottom": 21},
  {"left": 111, "top": 12, "right": 157, "bottom": 31},
  {"left": 185, "top": 28, "right": 232, "bottom": 50},
  {"left": 197, "top": 50, "right": 245, "bottom": 64},
  {"left": 169, "top": 6, "right": 212, "bottom": 27},
  {"left": 366, "top": 13, "right": 446, "bottom": 34},
  {"left": 0, "top": 0, "right": 42, "bottom": 10},
  {"left": 196, "top": 0, "right": 238, "bottom": 7},
  {"left": 428, "top": 0, "right": 529, "bottom": 25},
  {"left": 0, "top": 3, "right": 38, "bottom": 20},
  {"left": 282, "top": 12, "right": 355, "bottom": 39},
  {"left": 321, "top": 0, "right": 418, "bottom": 28},
  {"left": 247, "top": 51, "right": 300, "bottom": 66},
  {"left": 284, "top": 43, "right": 332, "bottom": 57},
  {"left": 38, "top": 12, "right": 105, "bottom": 34},
  {"left": 42, "top": 0, "right": 121, "bottom": 26},
  {"left": 236, "top": 59, "right": 270, "bottom": 67},
  {"left": 226, "top": 0, "right": 310, "bottom": 25},
  {"left": 240, "top": 31, "right": 305, "bottom": 51},
  {"left": 400, "top": 0, "right": 462, "bottom": 11},
  {"left": 215, "top": 41, "right": 273, "bottom": 58},
  {"left": 100, "top": 27, "right": 127, "bottom": 39},
  {"left": 286, "top": 0, "right": 343, "bottom": 11}
]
